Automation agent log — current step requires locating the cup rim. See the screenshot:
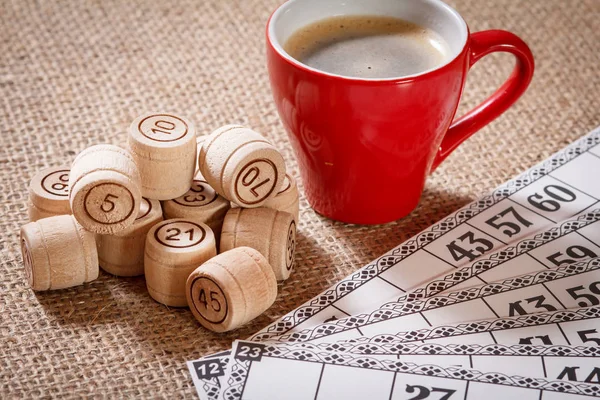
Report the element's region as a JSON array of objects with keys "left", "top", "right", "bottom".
[{"left": 266, "top": 0, "right": 470, "bottom": 83}]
